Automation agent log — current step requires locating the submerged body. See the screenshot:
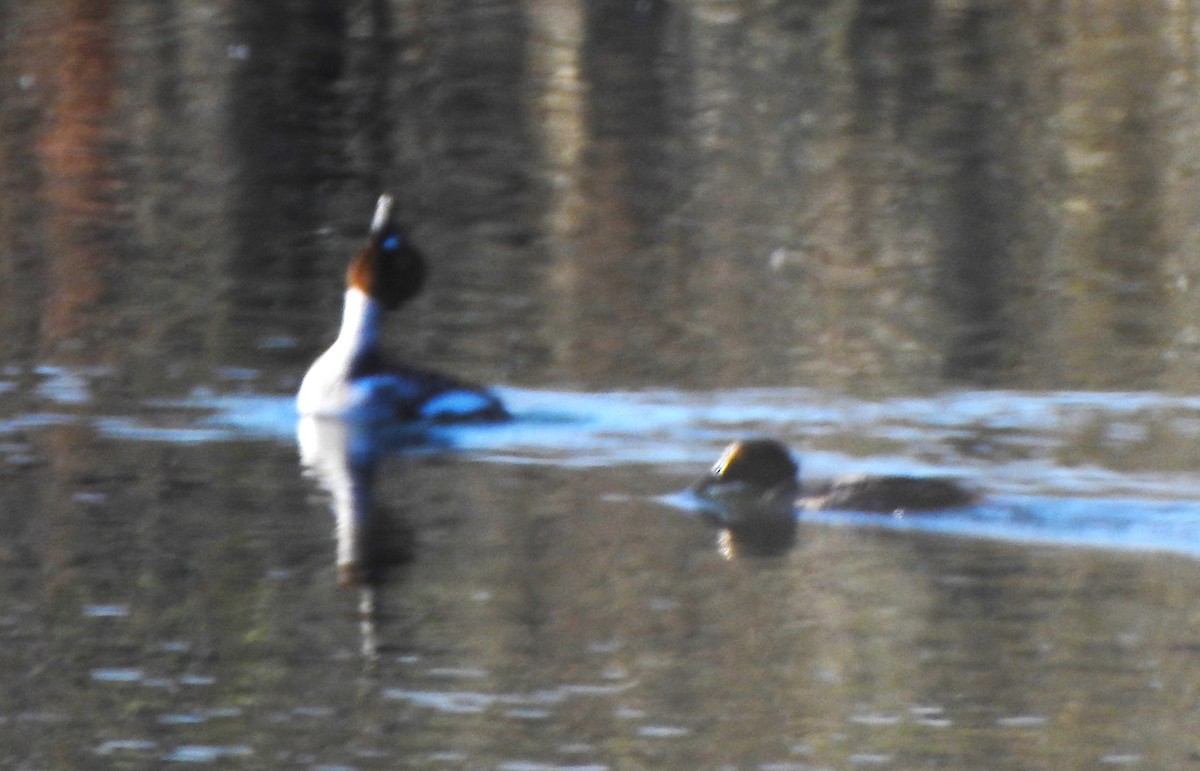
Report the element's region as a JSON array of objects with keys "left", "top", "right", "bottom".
[
  {"left": 297, "top": 194, "right": 507, "bottom": 422},
  {"left": 693, "top": 438, "right": 978, "bottom": 518},
  {"left": 798, "top": 472, "right": 977, "bottom": 513}
]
